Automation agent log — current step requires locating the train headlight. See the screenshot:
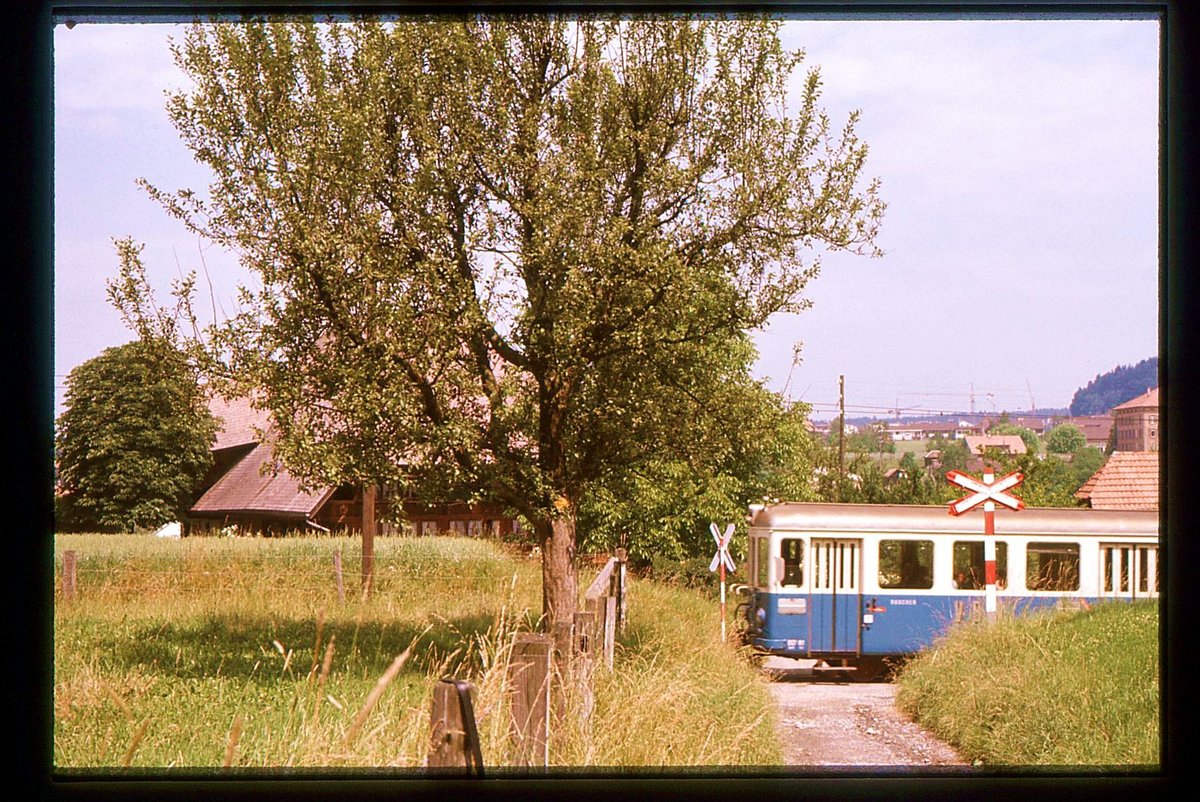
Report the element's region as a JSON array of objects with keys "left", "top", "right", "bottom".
[{"left": 755, "top": 606, "right": 767, "bottom": 627}]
